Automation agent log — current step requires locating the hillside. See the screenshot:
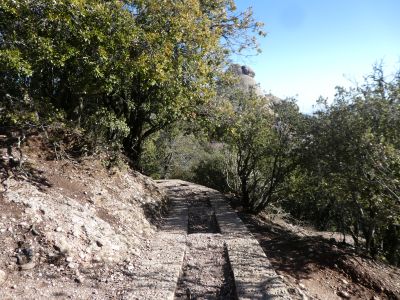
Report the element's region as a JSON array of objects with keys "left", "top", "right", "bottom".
[
  {"left": 1, "top": 133, "right": 400, "bottom": 300},
  {"left": 0, "top": 133, "right": 167, "bottom": 298}
]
